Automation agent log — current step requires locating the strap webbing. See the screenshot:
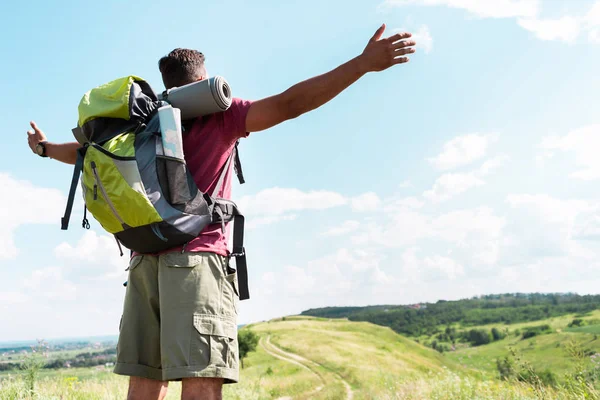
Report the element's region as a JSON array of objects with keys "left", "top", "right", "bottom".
[
  {"left": 61, "top": 147, "right": 85, "bottom": 230},
  {"left": 211, "top": 146, "right": 235, "bottom": 198},
  {"left": 211, "top": 141, "right": 249, "bottom": 299},
  {"left": 212, "top": 141, "right": 245, "bottom": 198},
  {"left": 233, "top": 141, "right": 245, "bottom": 184},
  {"left": 231, "top": 214, "right": 249, "bottom": 300},
  {"left": 213, "top": 201, "right": 249, "bottom": 300}
]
